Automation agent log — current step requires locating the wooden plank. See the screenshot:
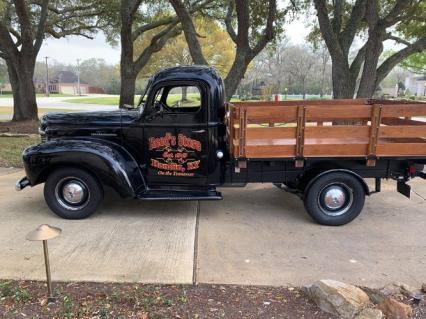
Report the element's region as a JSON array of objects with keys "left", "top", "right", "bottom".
[
  {"left": 246, "top": 106, "right": 298, "bottom": 123},
  {"left": 306, "top": 105, "right": 372, "bottom": 120},
  {"left": 245, "top": 145, "right": 296, "bottom": 158},
  {"left": 244, "top": 143, "right": 426, "bottom": 158},
  {"left": 380, "top": 126, "right": 426, "bottom": 138},
  {"left": 305, "top": 126, "right": 370, "bottom": 139},
  {"left": 304, "top": 144, "right": 368, "bottom": 156},
  {"left": 377, "top": 143, "right": 426, "bottom": 156},
  {"left": 381, "top": 118, "right": 425, "bottom": 126},
  {"left": 233, "top": 98, "right": 368, "bottom": 107},
  {"left": 246, "top": 127, "right": 296, "bottom": 139},
  {"left": 381, "top": 104, "right": 426, "bottom": 118}
]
